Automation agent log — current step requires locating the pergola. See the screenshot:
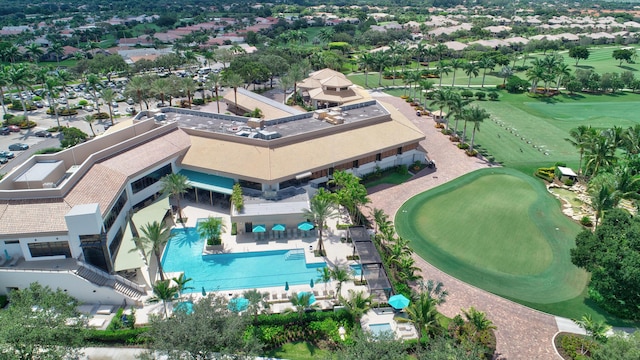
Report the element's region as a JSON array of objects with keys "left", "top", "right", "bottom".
[{"left": 348, "top": 226, "right": 392, "bottom": 302}]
